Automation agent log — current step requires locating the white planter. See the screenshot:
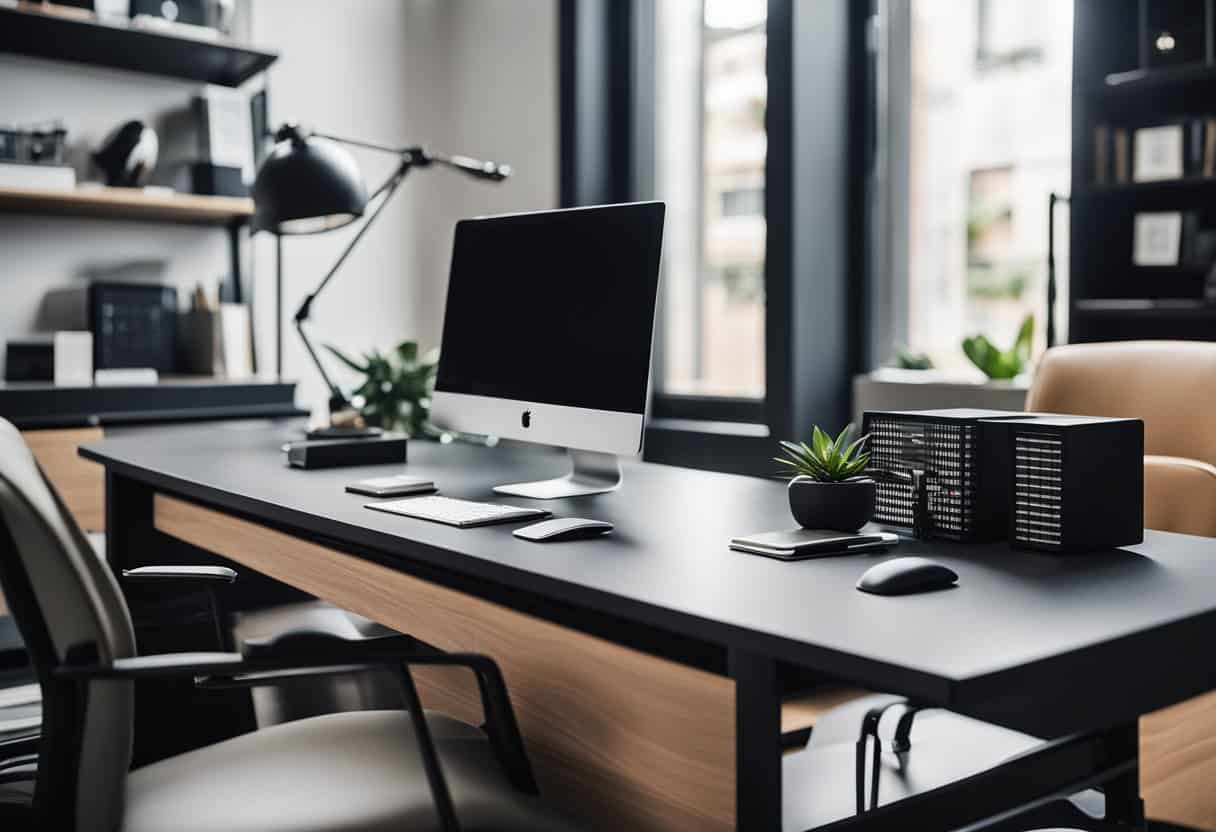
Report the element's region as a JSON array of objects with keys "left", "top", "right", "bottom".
[{"left": 852, "top": 369, "right": 1030, "bottom": 425}]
